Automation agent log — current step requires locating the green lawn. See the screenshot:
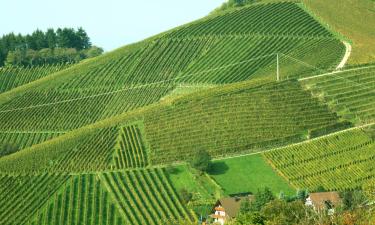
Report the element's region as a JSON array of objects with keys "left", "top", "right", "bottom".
[
  {"left": 165, "top": 165, "right": 218, "bottom": 200},
  {"left": 209, "top": 154, "right": 295, "bottom": 196}
]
